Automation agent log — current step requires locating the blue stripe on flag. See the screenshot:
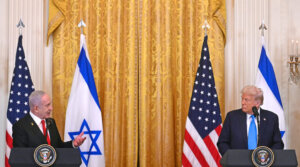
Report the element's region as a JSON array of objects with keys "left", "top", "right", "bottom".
[
  {"left": 77, "top": 47, "right": 101, "bottom": 109},
  {"left": 258, "top": 46, "right": 283, "bottom": 108},
  {"left": 280, "top": 131, "right": 285, "bottom": 138}
]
